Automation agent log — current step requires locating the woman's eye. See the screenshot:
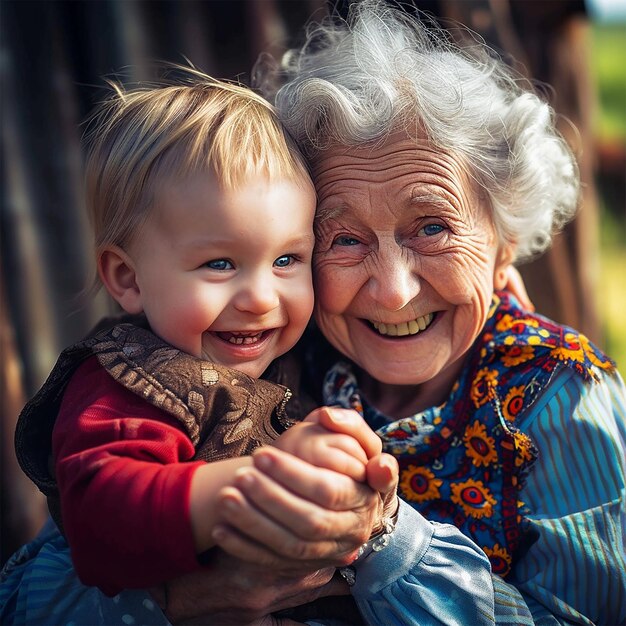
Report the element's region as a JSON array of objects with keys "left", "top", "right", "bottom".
[
  {"left": 334, "top": 235, "right": 361, "bottom": 246},
  {"left": 274, "top": 255, "right": 294, "bottom": 268},
  {"left": 419, "top": 223, "right": 445, "bottom": 236},
  {"left": 205, "top": 259, "right": 233, "bottom": 270}
]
